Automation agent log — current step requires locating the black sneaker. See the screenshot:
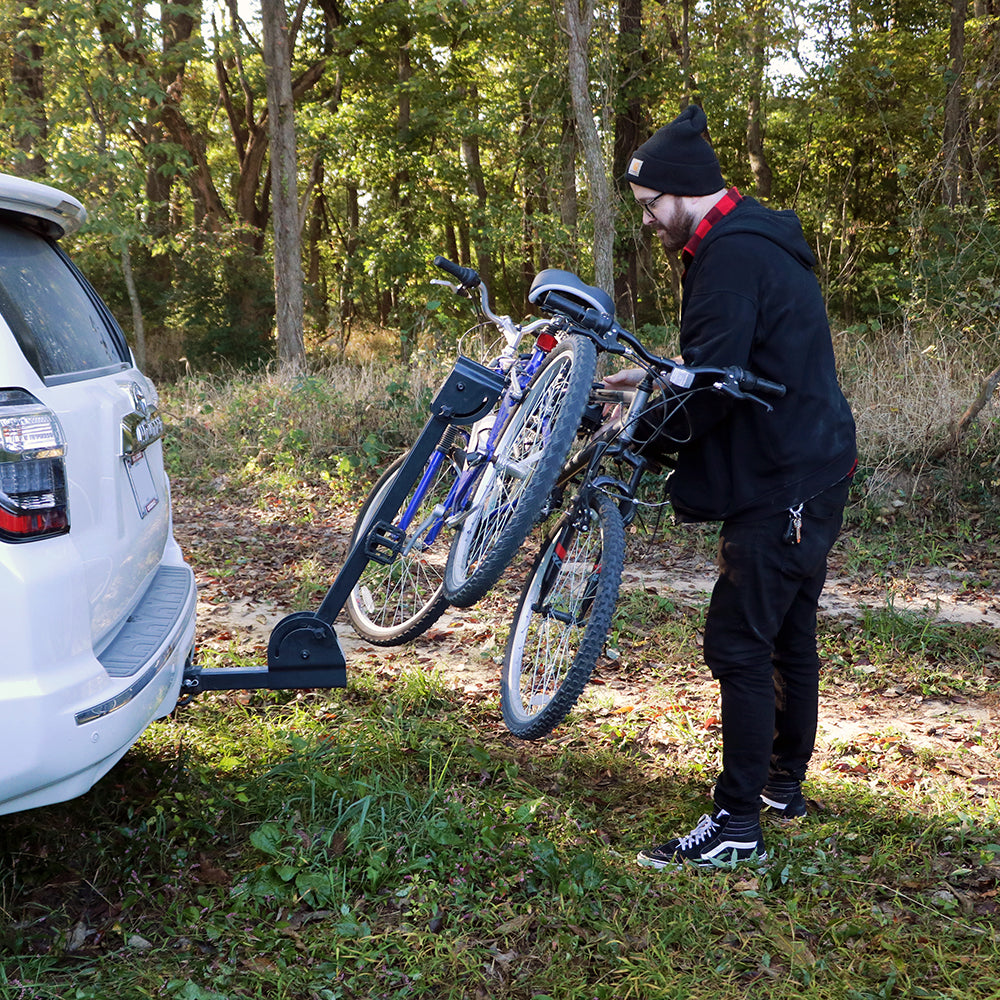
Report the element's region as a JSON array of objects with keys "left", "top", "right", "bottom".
[
  {"left": 760, "top": 777, "right": 808, "bottom": 819},
  {"left": 636, "top": 810, "right": 768, "bottom": 870}
]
